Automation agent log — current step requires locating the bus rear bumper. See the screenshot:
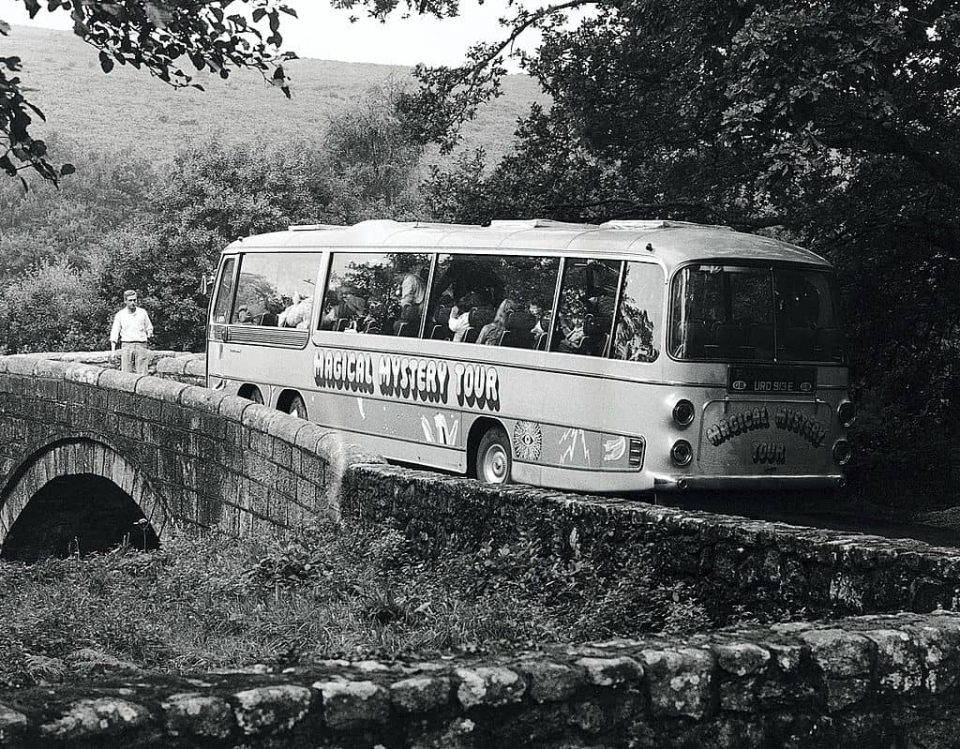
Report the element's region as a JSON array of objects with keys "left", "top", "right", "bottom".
[{"left": 653, "top": 474, "right": 846, "bottom": 492}]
